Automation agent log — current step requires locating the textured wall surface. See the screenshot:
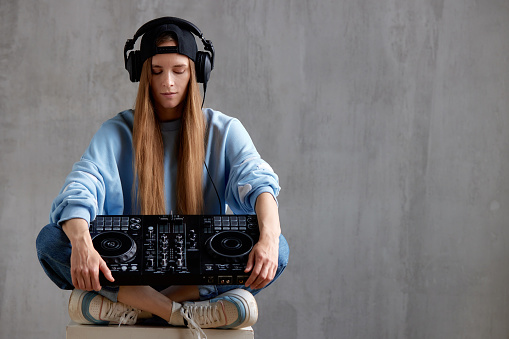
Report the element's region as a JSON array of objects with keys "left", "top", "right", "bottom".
[{"left": 1, "top": 0, "right": 509, "bottom": 338}]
